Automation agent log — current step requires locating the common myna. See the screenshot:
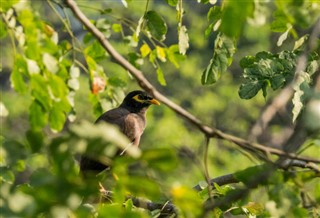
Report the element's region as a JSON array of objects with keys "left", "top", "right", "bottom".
[{"left": 80, "top": 90, "right": 160, "bottom": 173}]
